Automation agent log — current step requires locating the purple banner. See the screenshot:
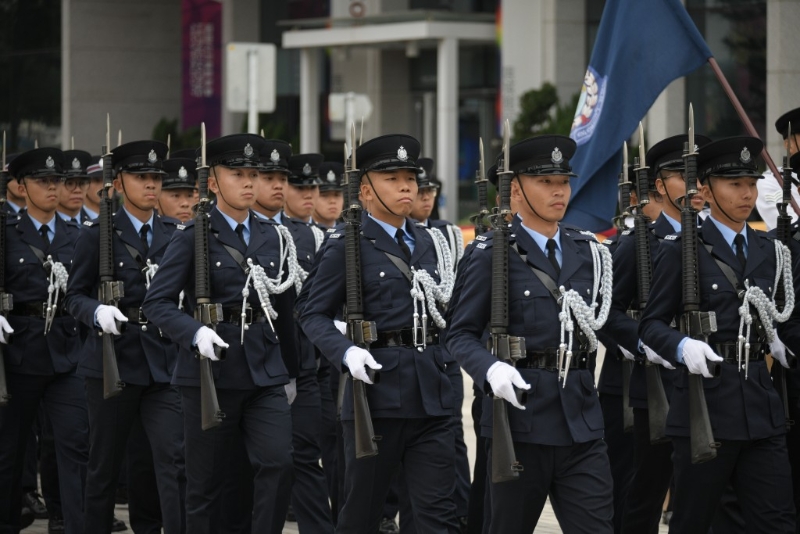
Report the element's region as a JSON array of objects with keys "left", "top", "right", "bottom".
[{"left": 182, "top": 0, "right": 222, "bottom": 138}]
